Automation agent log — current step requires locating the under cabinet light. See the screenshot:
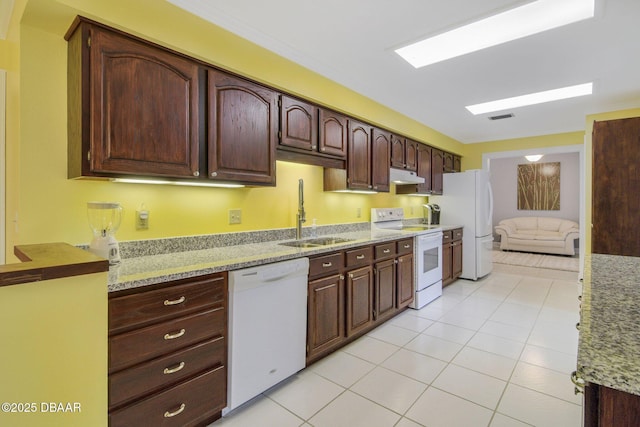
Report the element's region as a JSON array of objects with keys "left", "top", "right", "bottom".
[
  {"left": 525, "top": 154, "right": 544, "bottom": 162},
  {"left": 466, "top": 82, "right": 593, "bottom": 115},
  {"left": 112, "top": 178, "right": 245, "bottom": 188},
  {"left": 395, "top": 0, "right": 594, "bottom": 68}
]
